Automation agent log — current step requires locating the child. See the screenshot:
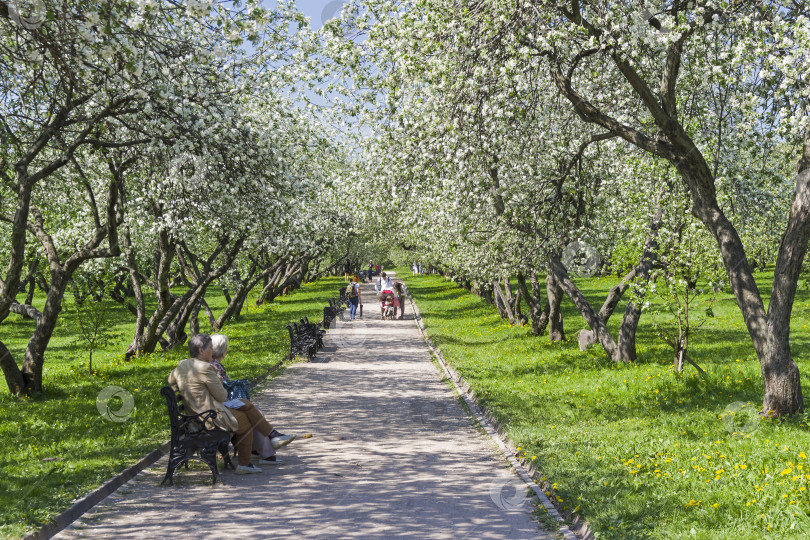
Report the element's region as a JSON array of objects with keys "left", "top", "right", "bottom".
[{"left": 383, "top": 294, "right": 394, "bottom": 319}]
